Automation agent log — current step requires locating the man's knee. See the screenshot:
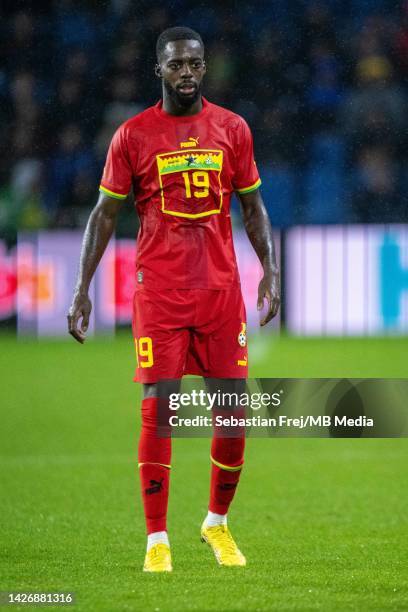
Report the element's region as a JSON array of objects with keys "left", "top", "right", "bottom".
[{"left": 143, "top": 380, "right": 181, "bottom": 399}]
